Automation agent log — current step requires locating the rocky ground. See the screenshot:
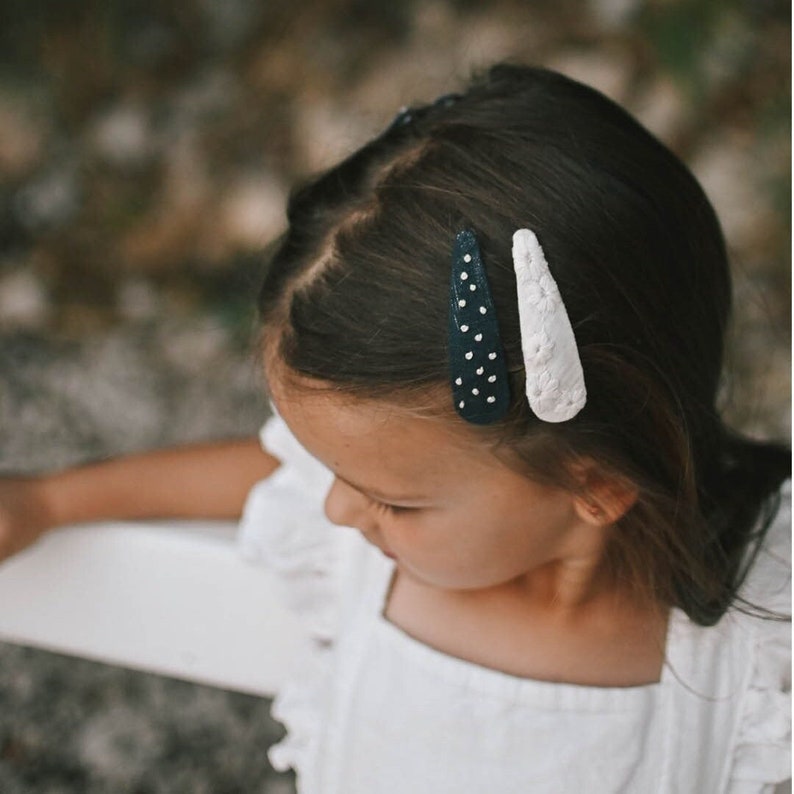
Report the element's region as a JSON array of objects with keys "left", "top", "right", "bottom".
[
  {"left": 0, "top": 325, "right": 292, "bottom": 794},
  {"left": 0, "top": 1, "right": 789, "bottom": 791}
]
